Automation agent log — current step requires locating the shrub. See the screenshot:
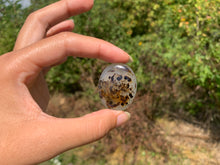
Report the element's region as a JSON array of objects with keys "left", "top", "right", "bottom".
[{"left": 0, "top": 0, "right": 219, "bottom": 123}]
